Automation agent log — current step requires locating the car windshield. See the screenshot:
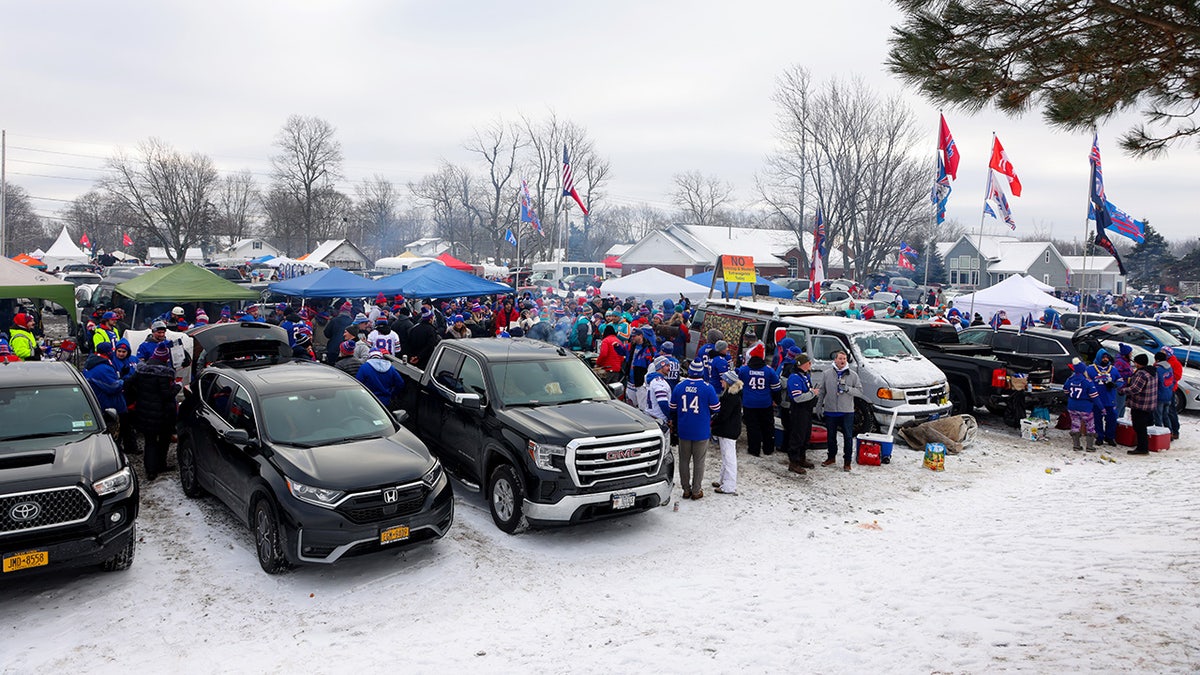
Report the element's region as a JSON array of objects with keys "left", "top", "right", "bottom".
[
  {"left": 492, "top": 358, "right": 611, "bottom": 407},
  {"left": 259, "top": 386, "right": 395, "bottom": 448},
  {"left": 852, "top": 331, "right": 920, "bottom": 359},
  {"left": 1139, "top": 325, "right": 1181, "bottom": 346},
  {"left": 1164, "top": 322, "right": 1200, "bottom": 345},
  {"left": 0, "top": 385, "right": 100, "bottom": 445}
]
